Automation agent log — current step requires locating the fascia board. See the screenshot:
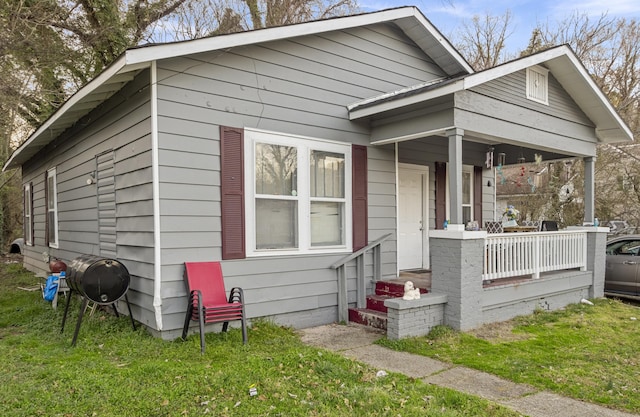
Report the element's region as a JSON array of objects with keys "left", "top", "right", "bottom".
[
  {"left": 124, "top": 7, "right": 420, "bottom": 66},
  {"left": 348, "top": 80, "right": 464, "bottom": 120},
  {"left": 561, "top": 52, "right": 633, "bottom": 143},
  {"left": 411, "top": 12, "right": 474, "bottom": 75},
  {"left": 462, "top": 46, "right": 568, "bottom": 90}
]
